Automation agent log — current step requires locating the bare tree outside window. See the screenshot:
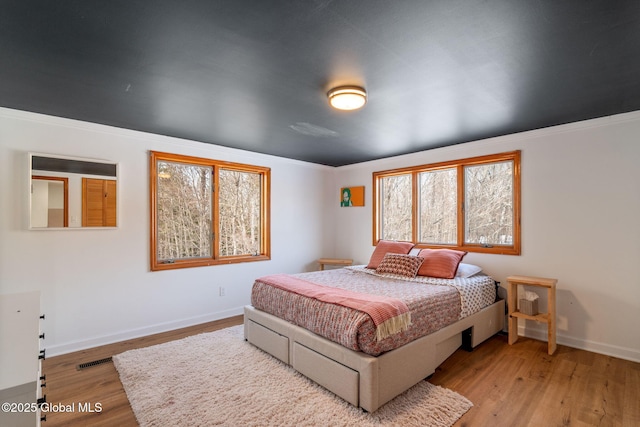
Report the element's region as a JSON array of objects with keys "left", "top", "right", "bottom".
[
  {"left": 373, "top": 151, "right": 520, "bottom": 255},
  {"left": 380, "top": 174, "right": 412, "bottom": 241},
  {"left": 156, "top": 161, "right": 212, "bottom": 261},
  {"left": 219, "top": 169, "right": 261, "bottom": 256},
  {"left": 150, "top": 151, "right": 270, "bottom": 271},
  {"left": 465, "top": 161, "right": 513, "bottom": 246},
  {"left": 419, "top": 168, "right": 457, "bottom": 244}
]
